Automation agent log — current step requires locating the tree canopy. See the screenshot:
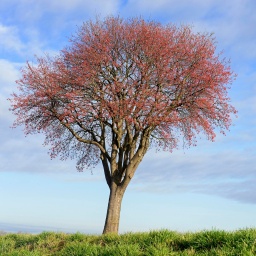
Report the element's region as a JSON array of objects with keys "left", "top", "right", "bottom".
[{"left": 10, "top": 17, "right": 236, "bottom": 233}]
